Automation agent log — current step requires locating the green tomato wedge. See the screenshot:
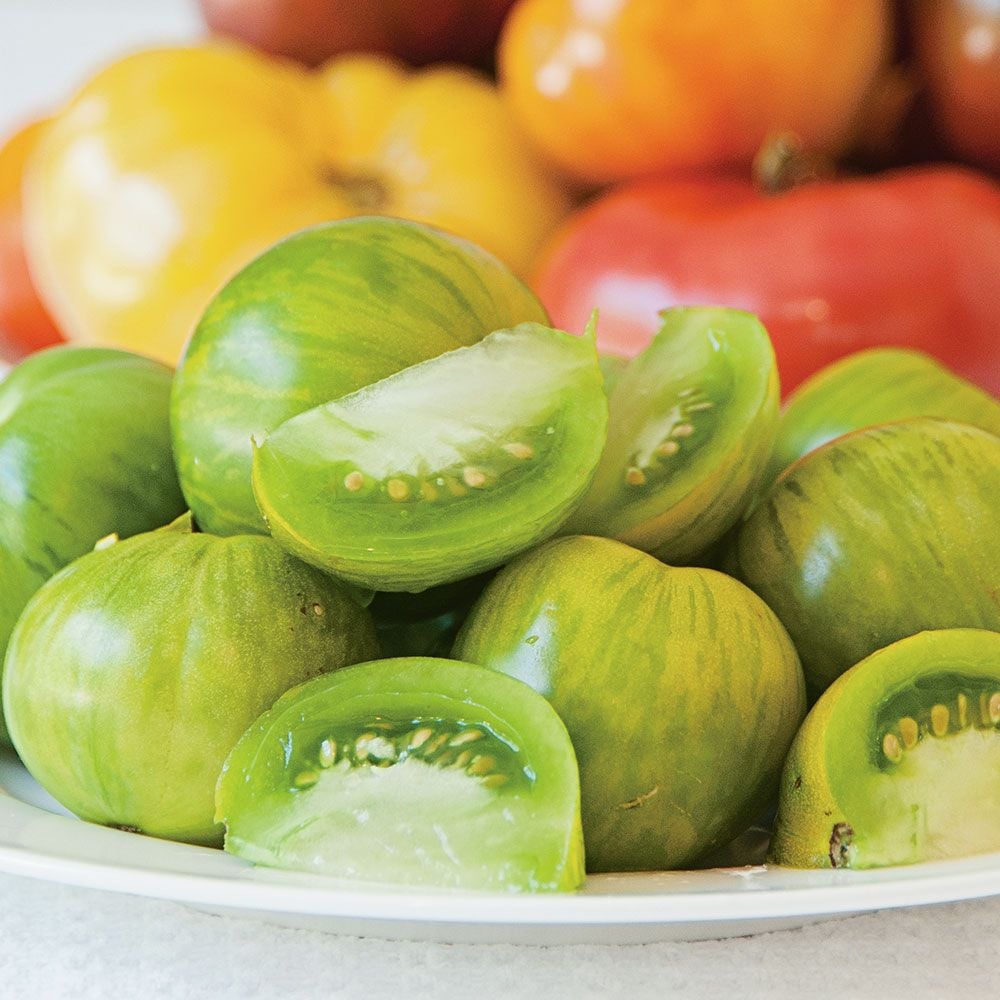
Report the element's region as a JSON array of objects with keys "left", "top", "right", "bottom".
[
  {"left": 734, "top": 418, "right": 1000, "bottom": 697},
  {"left": 454, "top": 535, "right": 806, "bottom": 872},
  {"left": 3, "top": 514, "right": 379, "bottom": 846},
  {"left": 767, "top": 347, "right": 1000, "bottom": 485},
  {"left": 563, "top": 307, "right": 778, "bottom": 564},
  {"left": 172, "top": 217, "right": 548, "bottom": 537},
  {"left": 771, "top": 629, "right": 1000, "bottom": 869},
  {"left": 252, "top": 321, "right": 608, "bottom": 592},
  {"left": 216, "top": 657, "right": 586, "bottom": 893},
  {"left": 0, "top": 346, "right": 185, "bottom": 740}
]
